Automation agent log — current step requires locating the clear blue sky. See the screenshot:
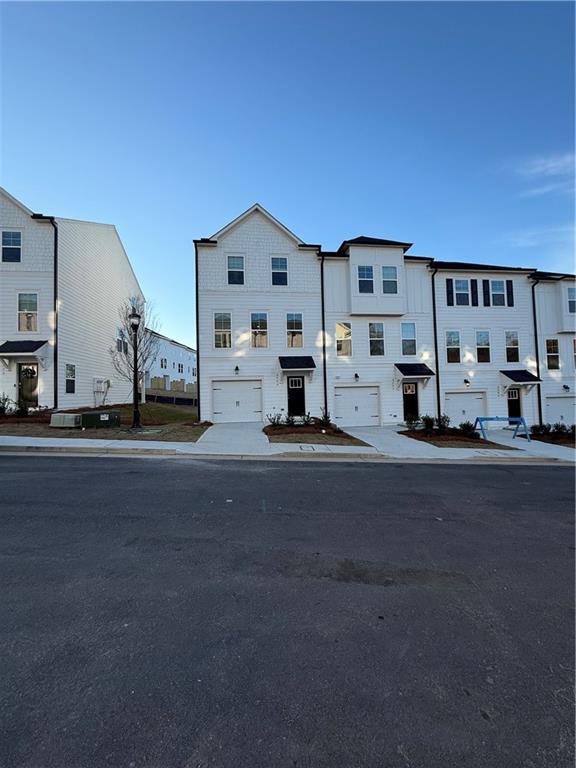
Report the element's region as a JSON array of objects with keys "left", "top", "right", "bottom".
[{"left": 1, "top": 1, "right": 574, "bottom": 347}]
